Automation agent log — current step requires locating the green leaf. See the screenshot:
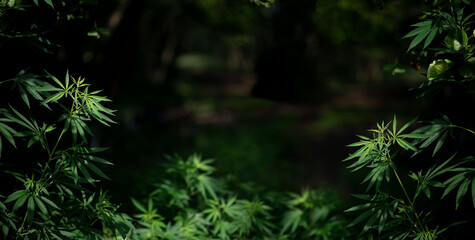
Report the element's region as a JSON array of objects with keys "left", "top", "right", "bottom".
[
  {"left": 392, "top": 115, "right": 397, "bottom": 135},
  {"left": 397, "top": 118, "right": 418, "bottom": 135},
  {"left": 281, "top": 209, "right": 303, "bottom": 234},
  {"left": 396, "top": 138, "right": 417, "bottom": 152},
  {"left": 444, "top": 29, "right": 468, "bottom": 50},
  {"left": 432, "top": 131, "right": 448, "bottom": 156},
  {"left": 427, "top": 59, "right": 454, "bottom": 80},
  {"left": 419, "top": 131, "right": 441, "bottom": 149},
  {"left": 345, "top": 203, "right": 371, "bottom": 212},
  {"left": 411, "top": 20, "right": 433, "bottom": 27},
  {"left": 399, "top": 133, "right": 427, "bottom": 138},
  {"left": 423, "top": 186, "right": 431, "bottom": 199},
  {"left": 60, "top": 230, "right": 79, "bottom": 238},
  {"left": 84, "top": 160, "right": 110, "bottom": 180},
  {"left": 88, "top": 155, "right": 113, "bottom": 165},
  {"left": 131, "top": 198, "right": 147, "bottom": 213},
  {"left": 0, "top": 122, "right": 16, "bottom": 147},
  {"left": 45, "top": 70, "right": 64, "bottom": 89},
  {"left": 27, "top": 135, "right": 40, "bottom": 148},
  {"left": 63, "top": 116, "right": 71, "bottom": 133},
  {"left": 456, "top": 178, "right": 471, "bottom": 209},
  {"left": 472, "top": 178, "right": 475, "bottom": 208},
  {"left": 347, "top": 209, "right": 373, "bottom": 227},
  {"left": 197, "top": 175, "right": 219, "bottom": 200},
  {"left": 34, "top": 86, "right": 62, "bottom": 92},
  {"left": 18, "top": 85, "right": 30, "bottom": 108},
  {"left": 442, "top": 173, "right": 465, "bottom": 199},
  {"left": 65, "top": 70, "right": 69, "bottom": 89},
  {"left": 347, "top": 140, "right": 371, "bottom": 147},
  {"left": 76, "top": 119, "right": 93, "bottom": 136},
  {"left": 12, "top": 193, "right": 29, "bottom": 212},
  {"left": 344, "top": 144, "right": 369, "bottom": 161},
  {"left": 71, "top": 162, "right": 79, "bottom": 185},
  {"left": 9, "top": 106, "right": 34, "bottom": 130},
  {"left": 404, "top": 20, "right": 432, "bottom": 37},
  {"left": 40, "top": 196, "right": 60, "bottom": 210},
  {"left": 363, "top": 210, "right": 379, "bottom": 233},
  {"left": 75, "top": 119, "right": 87, "bottom": 143},
  {"left": 5, "top": 190, "right": 27, "bottom": 203},
  {"left": 14, "top": 131, "right": 36, "bottom": 137},
  {"left": 71, "top": 119, "right": 77, "bottom": 142},
  {"left": 406, "top": 22, "right": 432, "bottom": 51},
  {"left": 77, "top": 161, "right": 94, "bottom": 185},
  {"left": 41, "top": 92, "right": 64, "bottom": 105},
  {"left": 34, "top": 197, "right": 48, "bottom": 216},
  {"left": 424, "top": 27, "right": 438, "bottom": 48},
  {"left": 426, "top": 154, "right": 457, "bottom": 180},
  {"left": 27, "top": 196, "right": 34, "bottom": 225}
]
